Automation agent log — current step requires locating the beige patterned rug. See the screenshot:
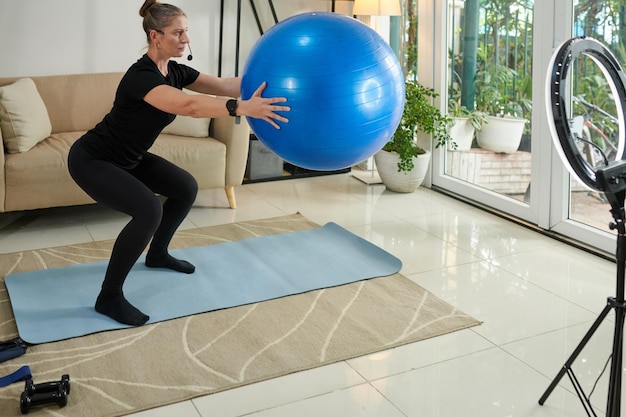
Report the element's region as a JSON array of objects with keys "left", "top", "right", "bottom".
[{"left": 0, "top": 213, "right": 480, "bottom": 416}]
